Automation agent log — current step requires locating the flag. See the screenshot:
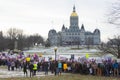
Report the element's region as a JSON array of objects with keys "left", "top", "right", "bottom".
[{"left": 86, "top": 53, "right": 89, "bottom": 59}]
